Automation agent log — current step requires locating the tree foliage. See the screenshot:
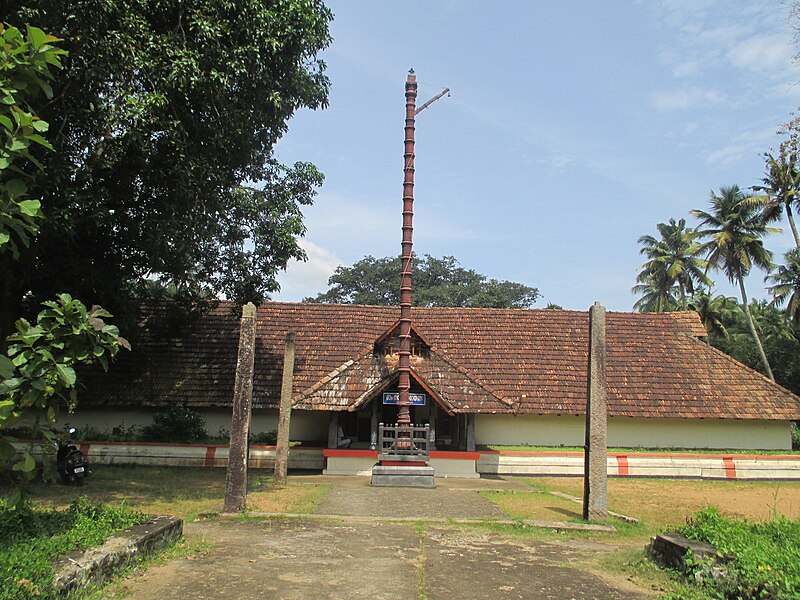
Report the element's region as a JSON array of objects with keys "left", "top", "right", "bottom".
[
  {"left": 0, "top": 294, "right": 128, "bottom": 492},
  {"left": 0, "top": 23, "right": 65, "bottom": 259},
  {"left": 691, "top": 185, "right": 777, "bottom": 380},
  {"left": 767, "top": 248, "right": 800, "bottom": 325},
  {"left": 1, "top": 1, "right": 333, "bottom": 333},
  {"left": 708, "top": 299, "right": 800, "bottom": 395},
  {"left": 634, "top": 218, "right": 710, "bottom": 311},
  {"left": 306, "top": 254, "right": 540, "bottom": 308}
]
